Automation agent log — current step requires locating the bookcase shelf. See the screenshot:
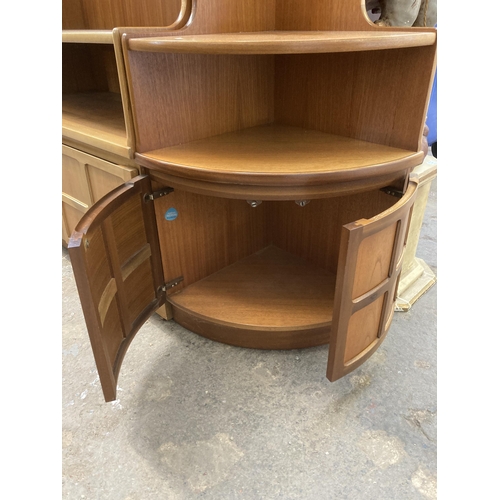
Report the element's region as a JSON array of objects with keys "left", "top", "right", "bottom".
[
  {"left": 62, "top": 92, "right": 130, "bottom": 158},
  {"left": 62, "top": 30, "right": 114, "bottom": 44},
  {"left": 128, "top": 30, "right": 436, "bottom": 54}
]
